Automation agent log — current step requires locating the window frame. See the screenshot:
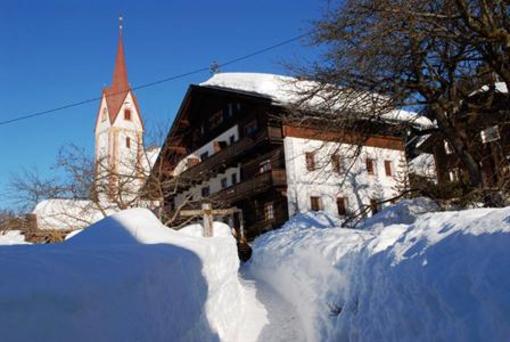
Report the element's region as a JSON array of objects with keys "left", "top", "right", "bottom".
[
  {"left": 331, "top": 154, "right": 343, "bottom": 174},
  {"left": 305, "top": 152, "right": 316, "bottom": 171},
  {"left": 310, "top": 196, "right": 322, "bottom": 211},
  {"left": 264, "top": 202, "right": 275, "bottom": 221},
  {"left": 337, "top": 197, "right": 348, "bottom": 216},
  {"left": 201, "top": 186, "right": 210, "bottom": 198},
  {"left": 384, "top": 160, "right": 393, "bottom": 177},
  {"left": 124, "top": 108, "right": 132, "bottom": 121},
  {"left": 366, "top": 158, "right": 376, "bottom": 176}
]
